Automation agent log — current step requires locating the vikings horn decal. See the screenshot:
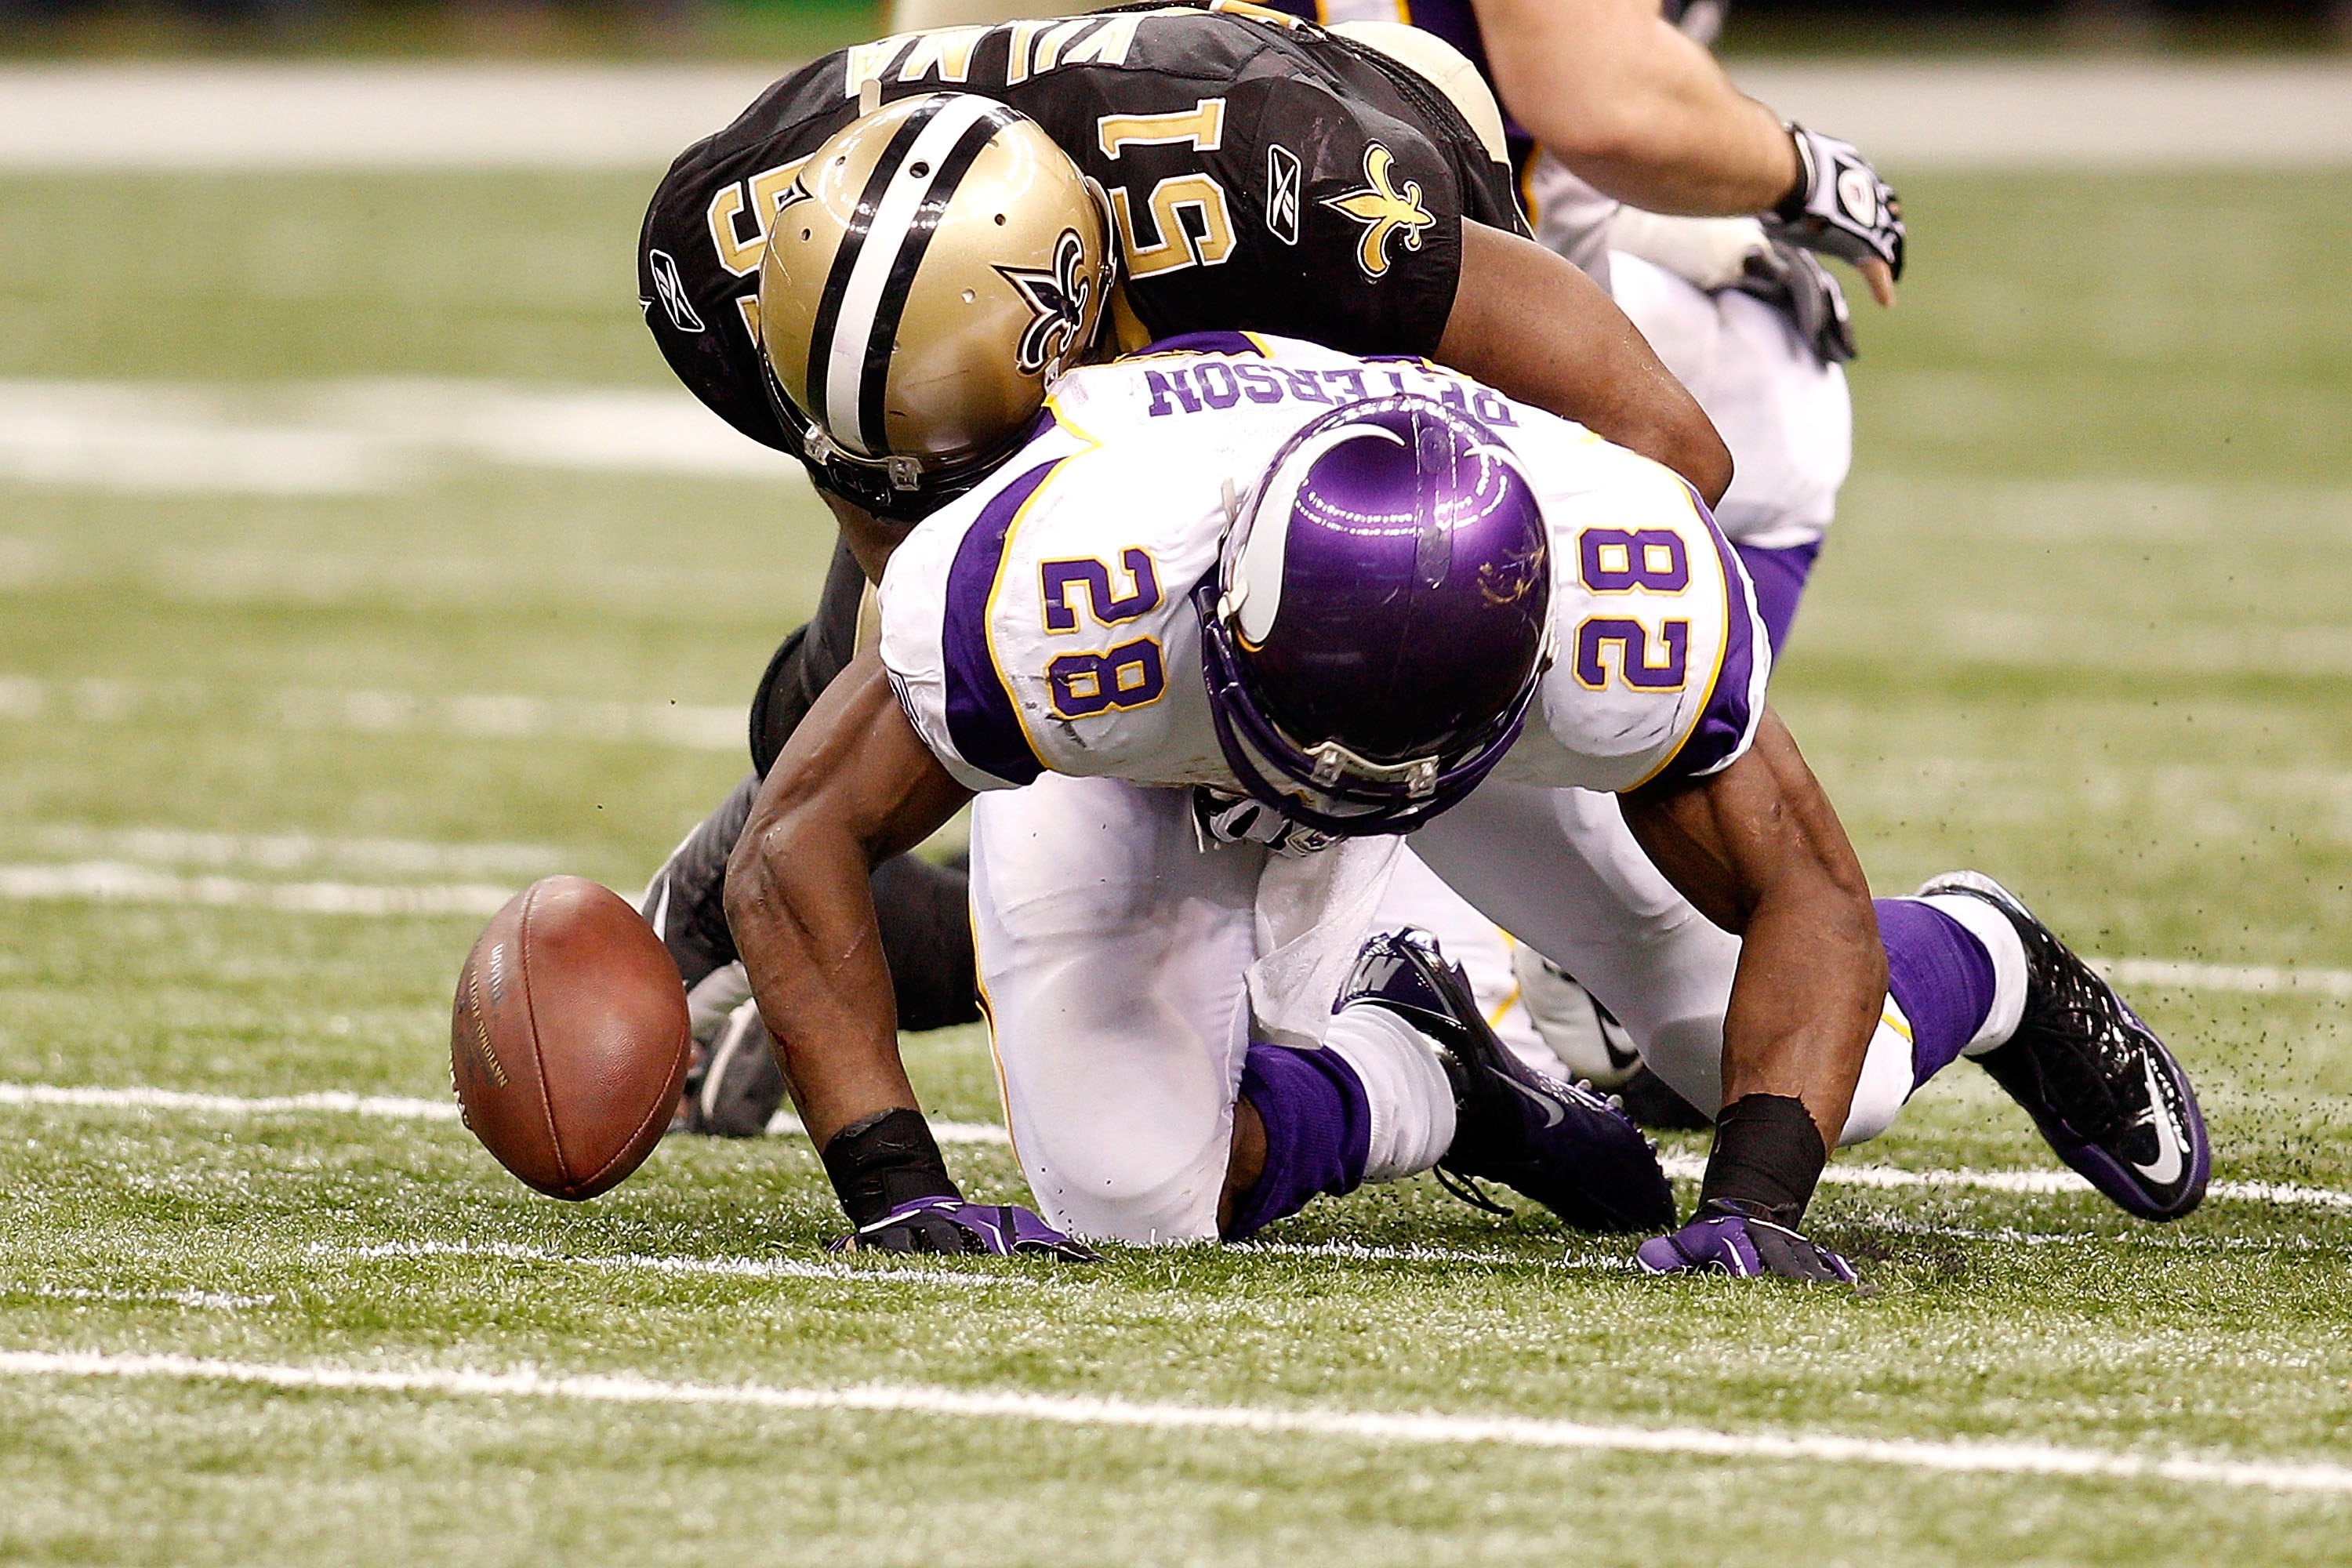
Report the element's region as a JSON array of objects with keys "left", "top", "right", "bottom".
[
  {"left": 1320, "top": 143, "right": 1435, "bottom": 281},
  {"left": 996, "top": 228, "right": 1095, "bottom": 376}
]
